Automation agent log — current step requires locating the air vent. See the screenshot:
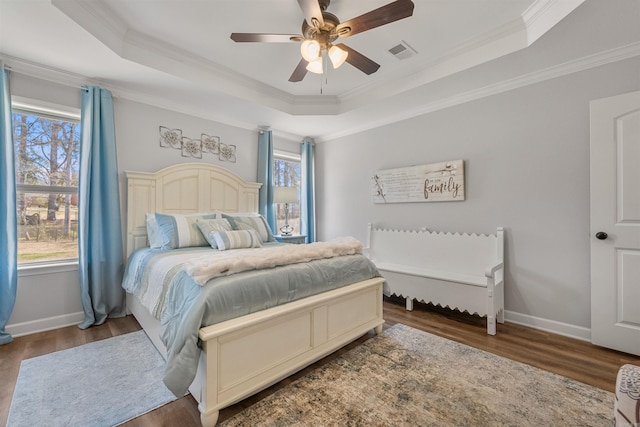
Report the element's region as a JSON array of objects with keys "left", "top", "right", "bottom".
[{"left": 388, "top": 41, "right": 417, "bottom": 60}]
